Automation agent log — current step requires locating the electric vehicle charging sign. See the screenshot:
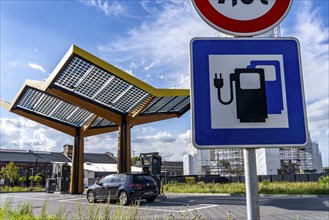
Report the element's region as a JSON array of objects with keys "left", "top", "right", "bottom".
[
  {"left": 191, "top": 0, "right": 293, "bottom": 36},
  {"left": 190, "top": 37, "right": 308, "bottom": 148}
]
